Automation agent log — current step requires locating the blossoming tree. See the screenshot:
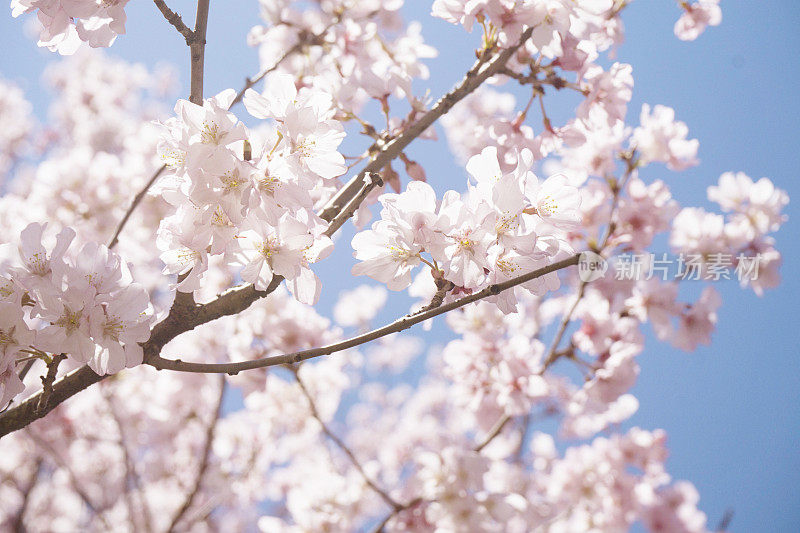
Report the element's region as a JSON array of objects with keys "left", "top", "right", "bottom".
[{"left": 0, "top": 0, "right": 788, "bottom": 531}]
